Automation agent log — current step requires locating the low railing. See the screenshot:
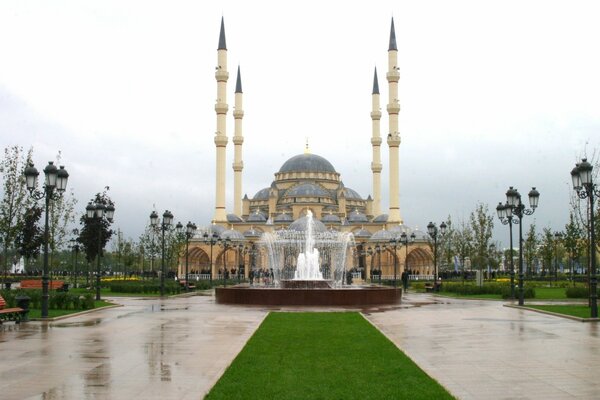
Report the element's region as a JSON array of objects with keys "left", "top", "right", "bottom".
[
  {"left": 185, "top": 274, "right": 212, "bottom": 280},
  {"left": 409, "top": 274, "right": 434, "bottom": 281}
]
